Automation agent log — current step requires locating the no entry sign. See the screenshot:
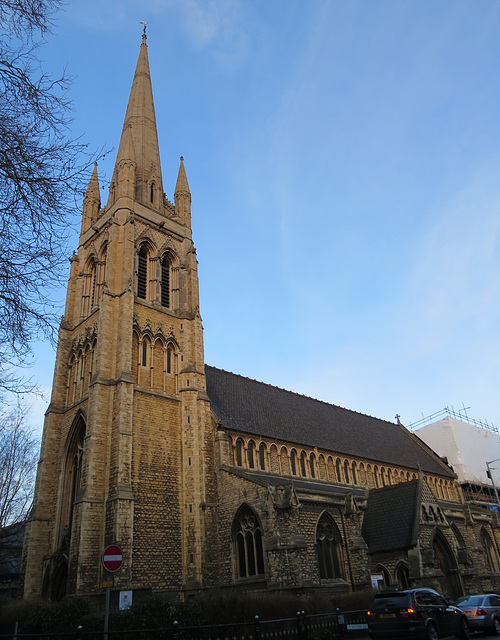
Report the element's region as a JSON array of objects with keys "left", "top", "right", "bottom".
[{"left": 102, "top": 544, "right": 123, "bottom": 572}]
